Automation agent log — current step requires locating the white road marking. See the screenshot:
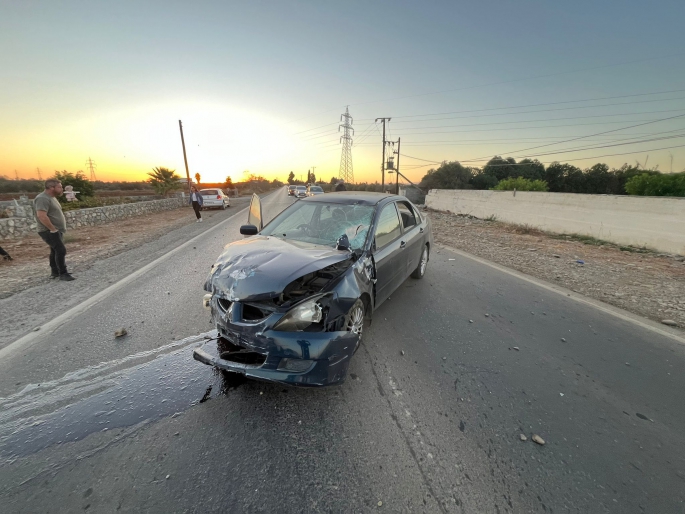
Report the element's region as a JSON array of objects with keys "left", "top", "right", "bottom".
[
  {"left": 0, "top": 206, "right": 248, "bottom": 361},
  {"left": 438, "top": 243, "right": 685, "bottom": 346}
]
